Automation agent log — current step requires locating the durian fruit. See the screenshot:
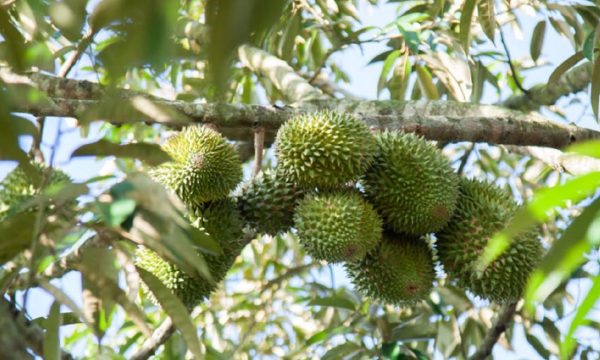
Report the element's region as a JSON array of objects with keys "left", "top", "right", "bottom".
[
  {"left": 275, "top": 111, "right": 377, "bottom": 188},
  {"left": 345, "top": 232, "right": 435, "bottom": 305},
  {"left": 238, "top": 169, "right": 306, "bottom": 235},
  {"left": 363, "top": 131, "right": 459, "bottom": 234},
  {"left": 150, "top": 126, "right": 242, "bottom": 206},
  {"left": 294, "top": 191, "right": 382, "bottom": 263},
  {"left": 0, "top": 163, "right": 73, "bottom": 218},
  {"left": 136, "top": 198, "right": 246, "bottom": 307},
  {"left": 435, "top": 178, "right": 543, "bottom": 302}
]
